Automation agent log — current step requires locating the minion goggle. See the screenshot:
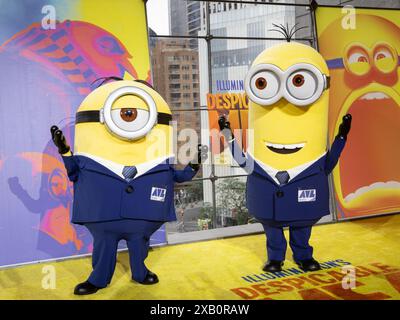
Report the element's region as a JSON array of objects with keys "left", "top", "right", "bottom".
[
  {"left": 244, "top": 63, "right": 330, "bottom": 107},
  {"left": 326, "top": 42, "right": 399, "bottom": 76},
  {"left": 75, "top": 86, "right": 172, "bottom": 141}
]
